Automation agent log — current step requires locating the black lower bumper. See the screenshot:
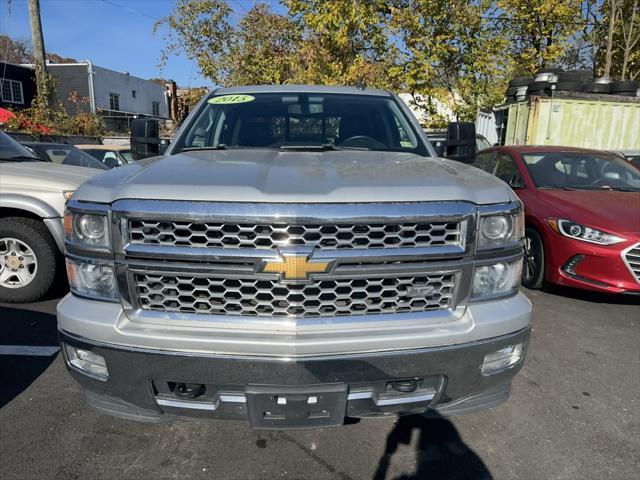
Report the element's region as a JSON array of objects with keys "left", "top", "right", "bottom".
[{"left": 60, "top": 327, "right": 530, "bottom": 428}]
